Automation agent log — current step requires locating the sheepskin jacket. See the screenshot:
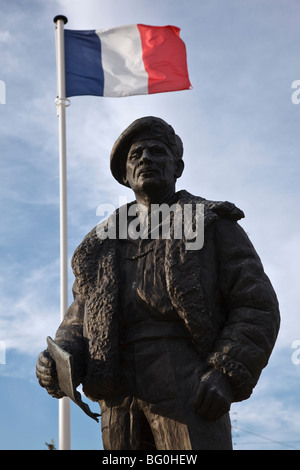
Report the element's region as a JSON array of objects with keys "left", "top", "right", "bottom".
[{"left": 54, "top": 190, "right": 280, "bottom": 402}]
